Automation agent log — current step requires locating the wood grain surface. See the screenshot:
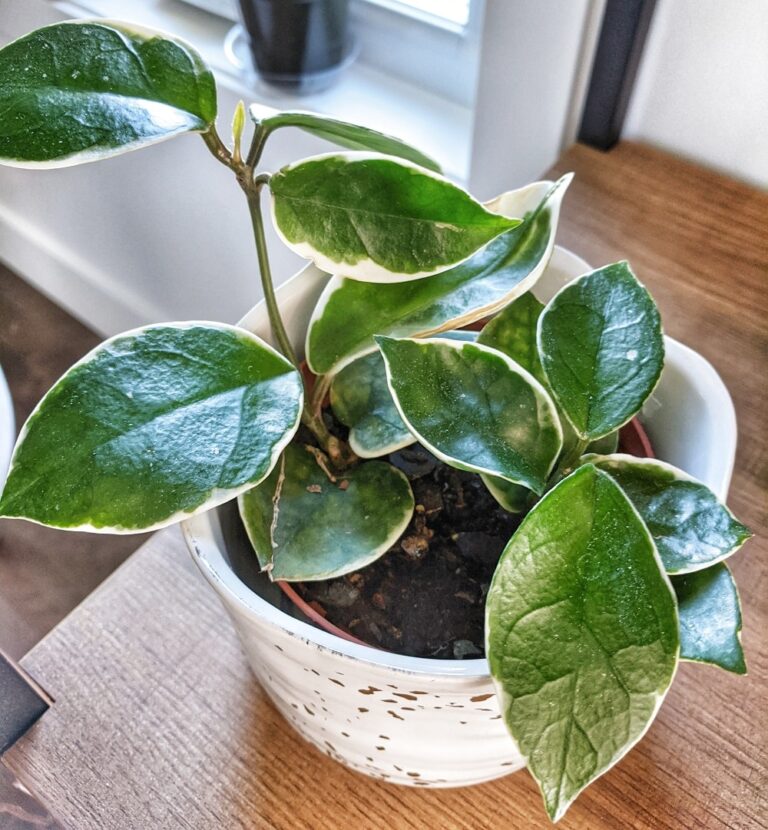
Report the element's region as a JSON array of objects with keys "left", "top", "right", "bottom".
[
  {"left": 4, "top": 142, "right": 767, "bottom": 829},
  {"left": 0, "top": 265, "right": 146, "bottom": 659}
]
